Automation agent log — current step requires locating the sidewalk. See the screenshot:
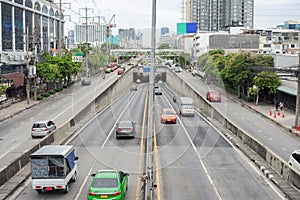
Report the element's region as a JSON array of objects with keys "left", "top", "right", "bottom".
[
  {"left": 228, "top": 94, "right": 300, "bottom": 137},
  {"left": 0, "top": 99, "right": 40, "bottom": 123}
]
